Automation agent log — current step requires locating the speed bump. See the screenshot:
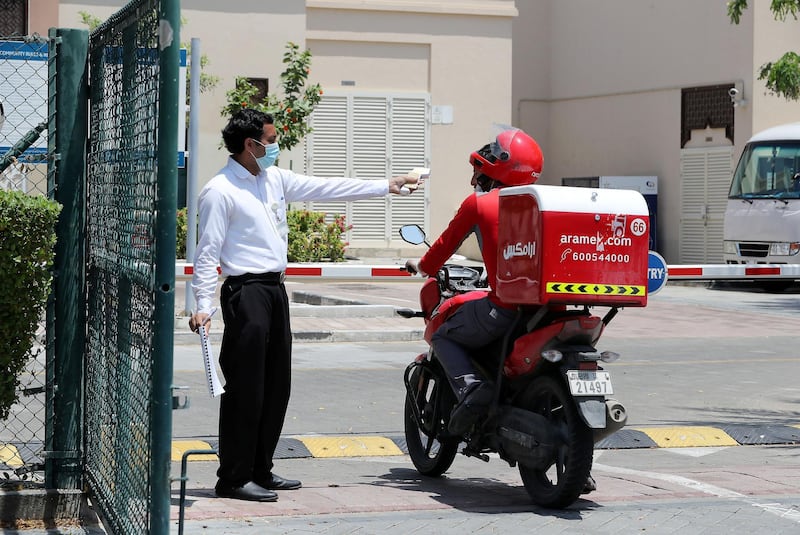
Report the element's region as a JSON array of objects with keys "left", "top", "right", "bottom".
[
  {"left": 298, "top": 436, "right": 403, "bottom": 458},
  {"left": 636, "top": 426, "right": 738, "bottom": 448},
  {"left": 594, "top": 428, "right": 657, "bottom": 449},
  {"left": 722, "top": 424, "right": 800, "bottom": 445},
  {"left": 171, "top": 440, "right": 217, "bottom": 462},
  {"left": 0, "top": 444, "right": 23, "bottom": 467}
]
